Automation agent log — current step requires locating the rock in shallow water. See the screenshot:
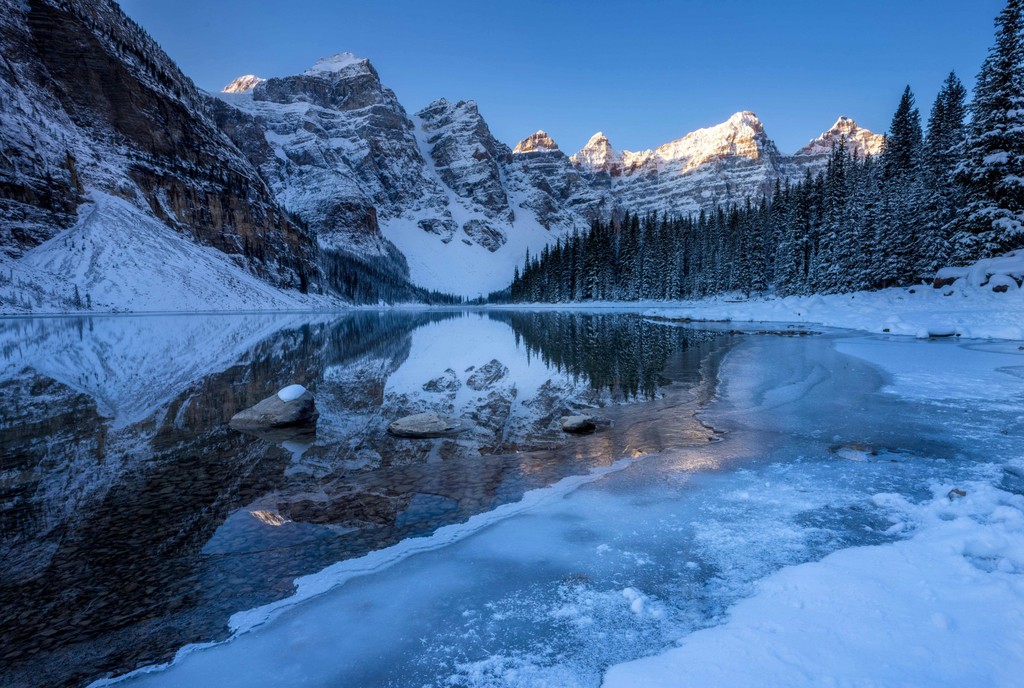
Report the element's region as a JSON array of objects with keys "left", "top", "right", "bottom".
[
  {"left": 230, "top": 387, "right": 318, "bottom": 430},
  {"left": 561, "top": 415, "right": 597, "bottom": 434},
  {"left": 387, "top": 412, "right": 469, "bottom": 438}
]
